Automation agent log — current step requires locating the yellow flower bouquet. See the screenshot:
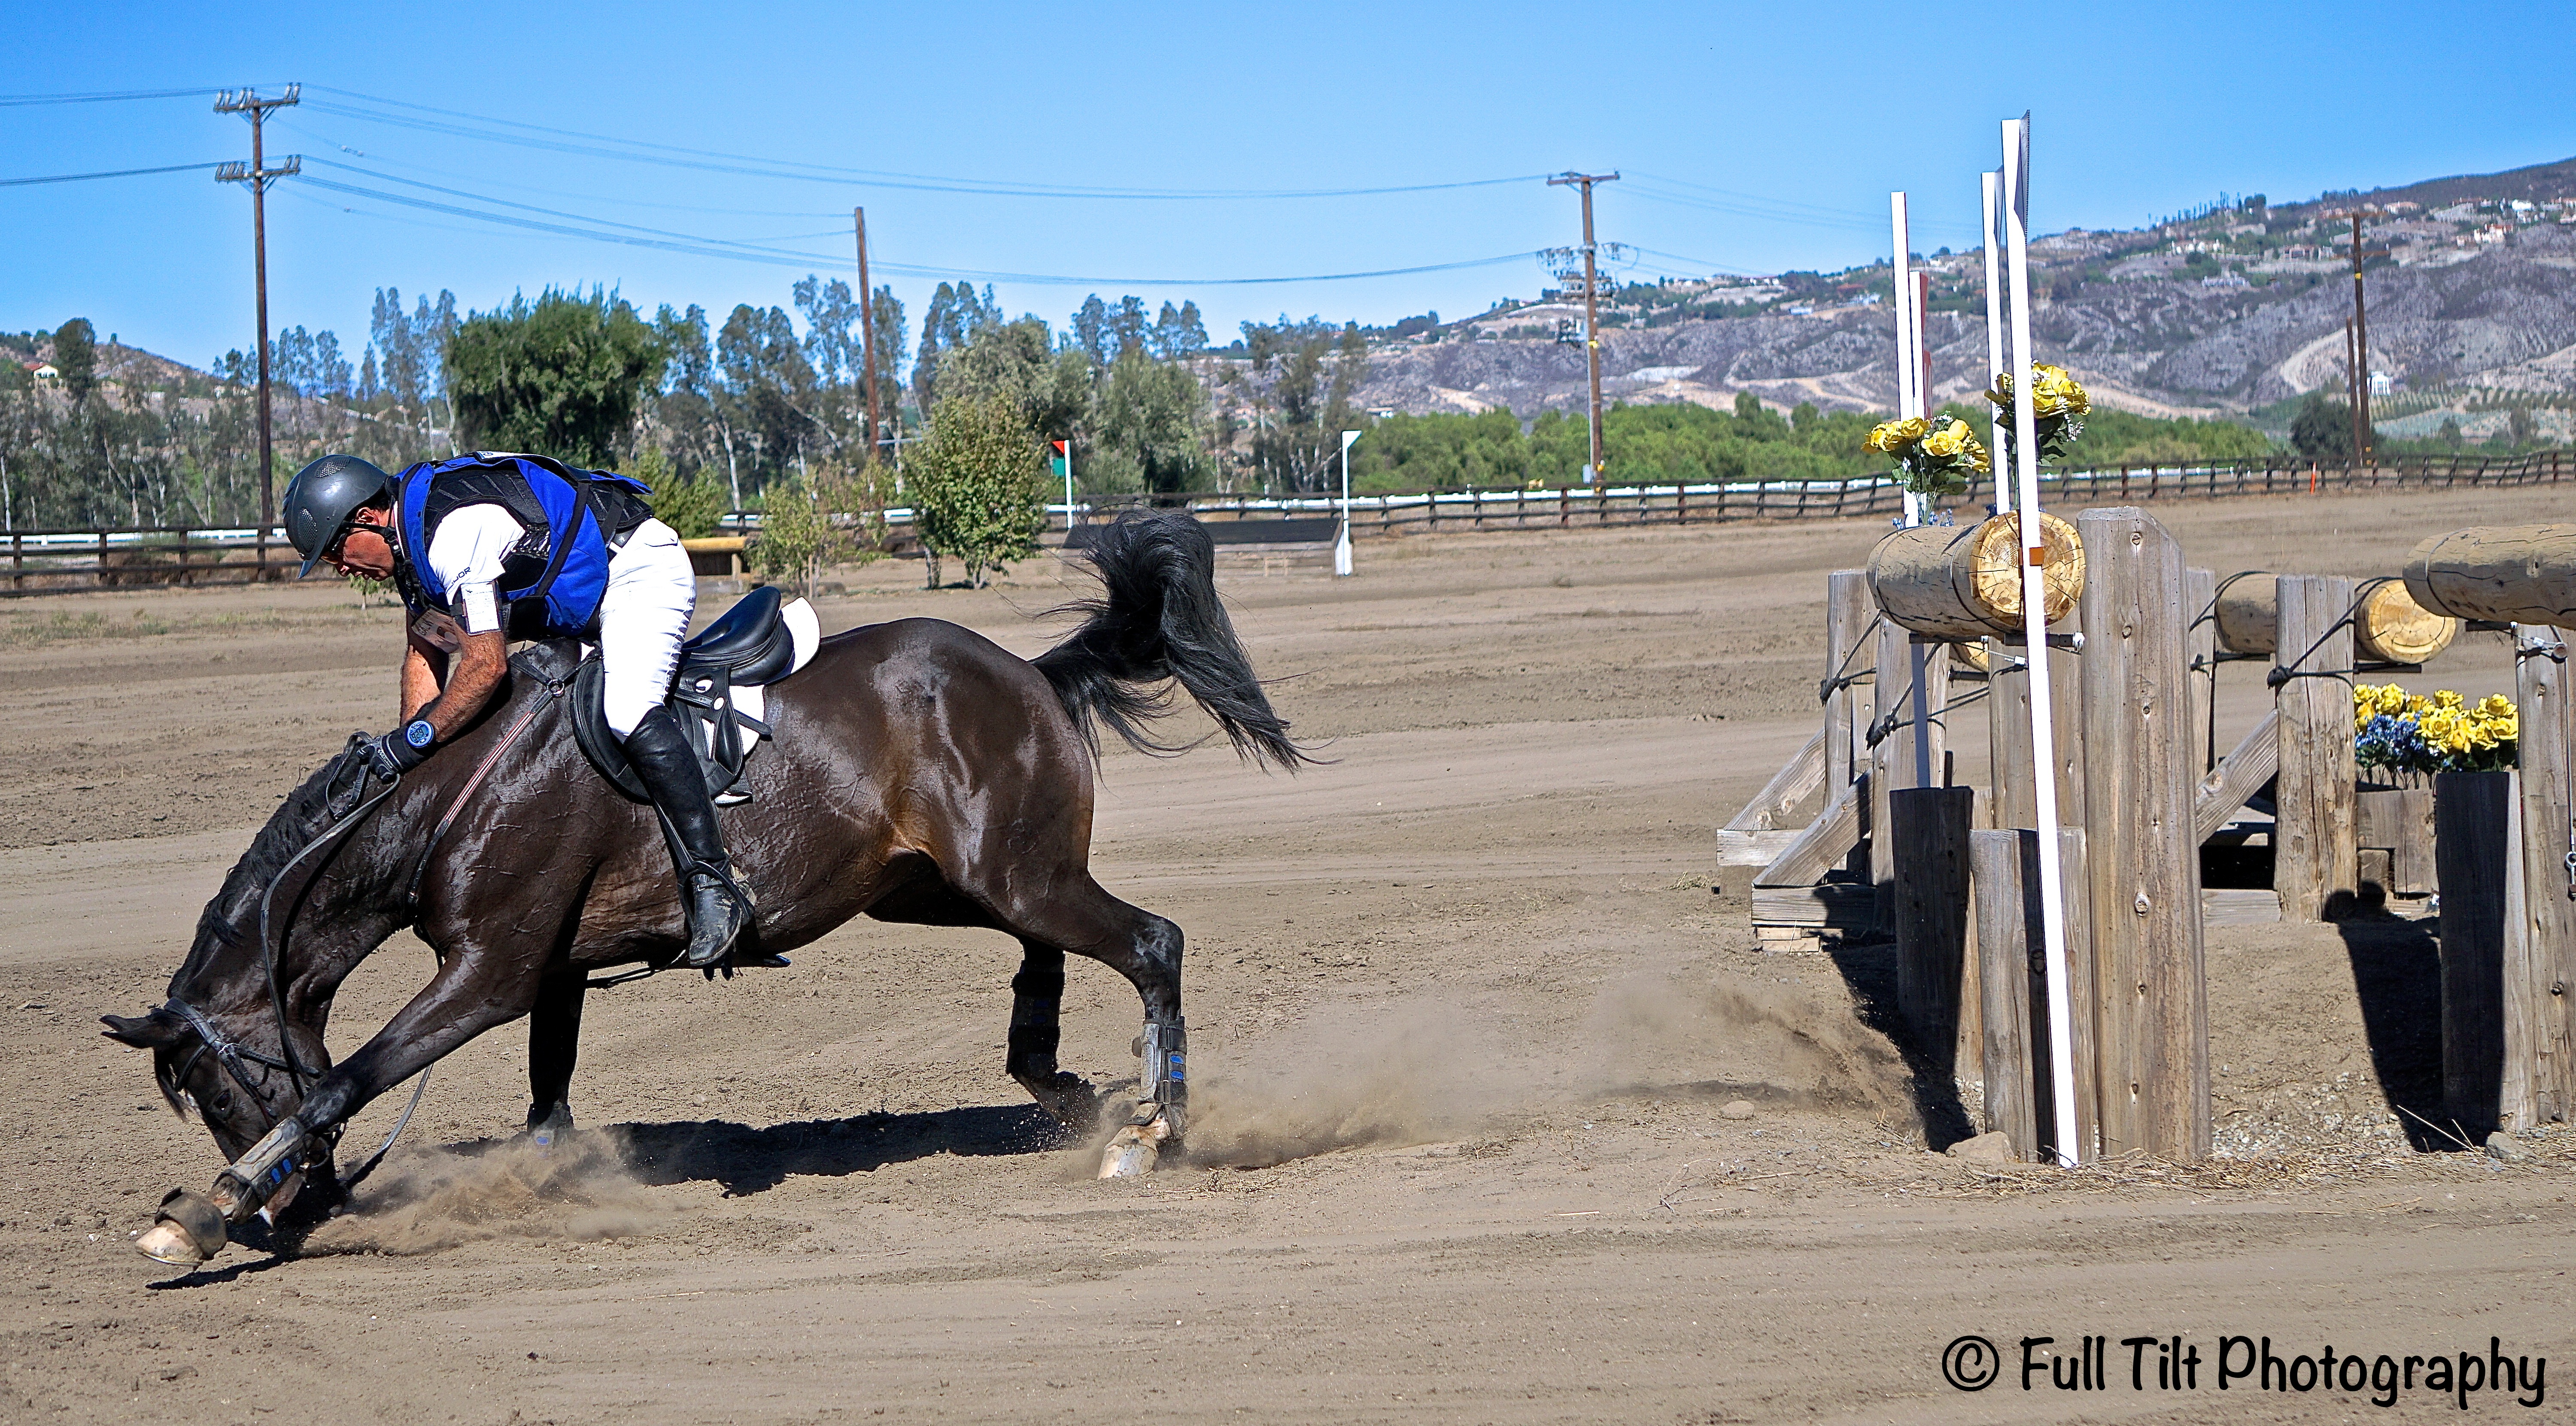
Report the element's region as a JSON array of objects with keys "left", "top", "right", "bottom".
[
  {"left": 1865, "top": 414, "right": 1989, "bottom": 499},
  {"left": 1985, "top": 363, "right": 2090, "bottom": 469},
  {"left": 2353, "top": 682, "right": 2517, "bottom": 776}
]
